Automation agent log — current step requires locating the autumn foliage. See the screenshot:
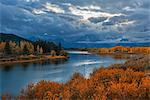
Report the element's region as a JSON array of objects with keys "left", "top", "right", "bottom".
[
  {"left": 87, "top": 46, "right": 150, "bottom": 54},
  {"left": 14, "top": 68, "right": 149, "bottom": 100}
]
